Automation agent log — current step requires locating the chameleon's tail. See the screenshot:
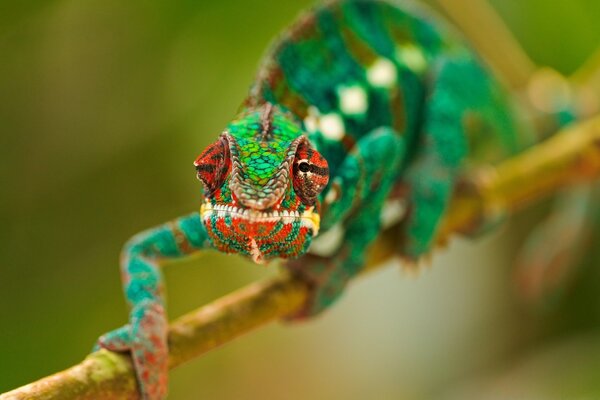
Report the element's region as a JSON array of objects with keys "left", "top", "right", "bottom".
[{"left": 513, "top": 182, "right": 599, "bottom": 309}]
